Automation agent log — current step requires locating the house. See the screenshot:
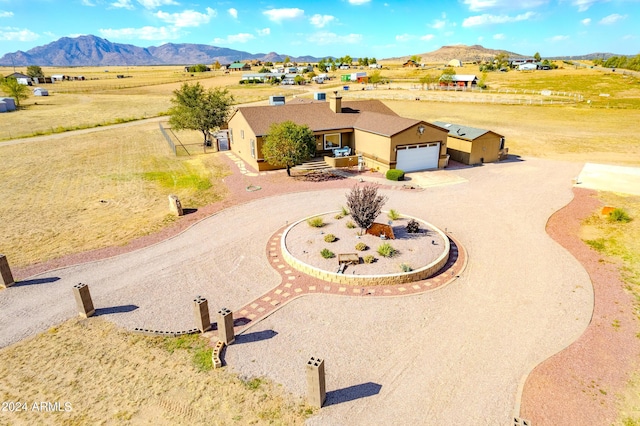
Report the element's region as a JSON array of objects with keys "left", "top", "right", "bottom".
[
  {"left": 432, "top": 121, "right": 507, "bottom": 165},
  {"left": 6, "top": 72, "right": 32, "bottom": 85},
  {"left": 228, "top": 62, "right": 251, "bottom": 72},
  {"left": 403, "top": 59, "right": 419, "bottom": 68},
  {"left": 518, "top": 63, "right": 537, "bottom": 71},
  {"left": 226, "top": 95, "right": 449, "bottom": 173},
  {"left": 51, "top": 75, "right": 68, "bottom": 81},
  {"left": 440, "top": 74, "right": 478, "bottom": 88},
  {"left": 33, "top": 87, "right": 49, "bottom": 96},
  {"left": 369, "top": 63, "right": 382, "bottom": 69}
]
